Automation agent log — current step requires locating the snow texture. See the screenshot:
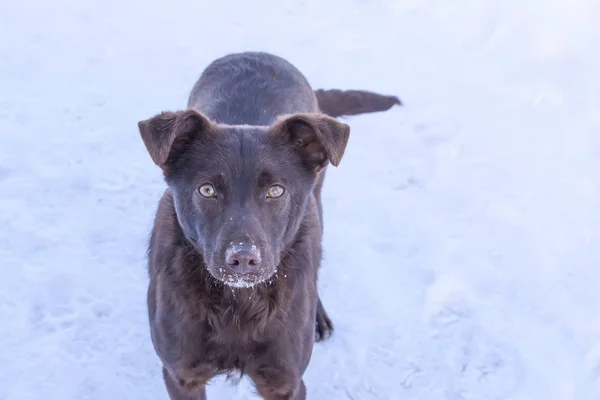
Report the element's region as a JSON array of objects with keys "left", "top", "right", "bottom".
[{"left": 1, "top": 0, "right": 599, "bottom": 398}]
